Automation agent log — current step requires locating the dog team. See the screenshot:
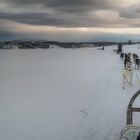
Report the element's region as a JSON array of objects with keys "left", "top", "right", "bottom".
[
  {"left": 122, "top": 52, "right": 140, "bottom": 89},
  {"left": 116, "top": 43, "right": 140, "bottom": 89}
]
